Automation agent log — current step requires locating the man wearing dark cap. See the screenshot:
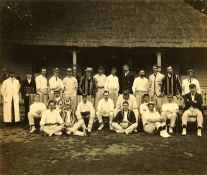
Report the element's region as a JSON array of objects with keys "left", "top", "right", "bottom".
[
  {"left": 49, "top": 68, "right": 64, "bottom": 99},
  {"left": 20, "top": 71, "right": 36, "bottom": 123},
  {"left": 1, "top": 71, "right": 21, "bottom": 124},
  {"left": 63, "top": 68, "right": 78, "bottom": 111},
  {"left": 182, "top": 84, "right": 203, "bottom": 137},
  {"left": 182, "top": 69, "right": 201, "bottom": 95},
  {"left": 35, "top": 68, "right": 48, "bottom": 105},
  {"left": 94, "top": 66, "right": 106, "bottom": 110}
]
